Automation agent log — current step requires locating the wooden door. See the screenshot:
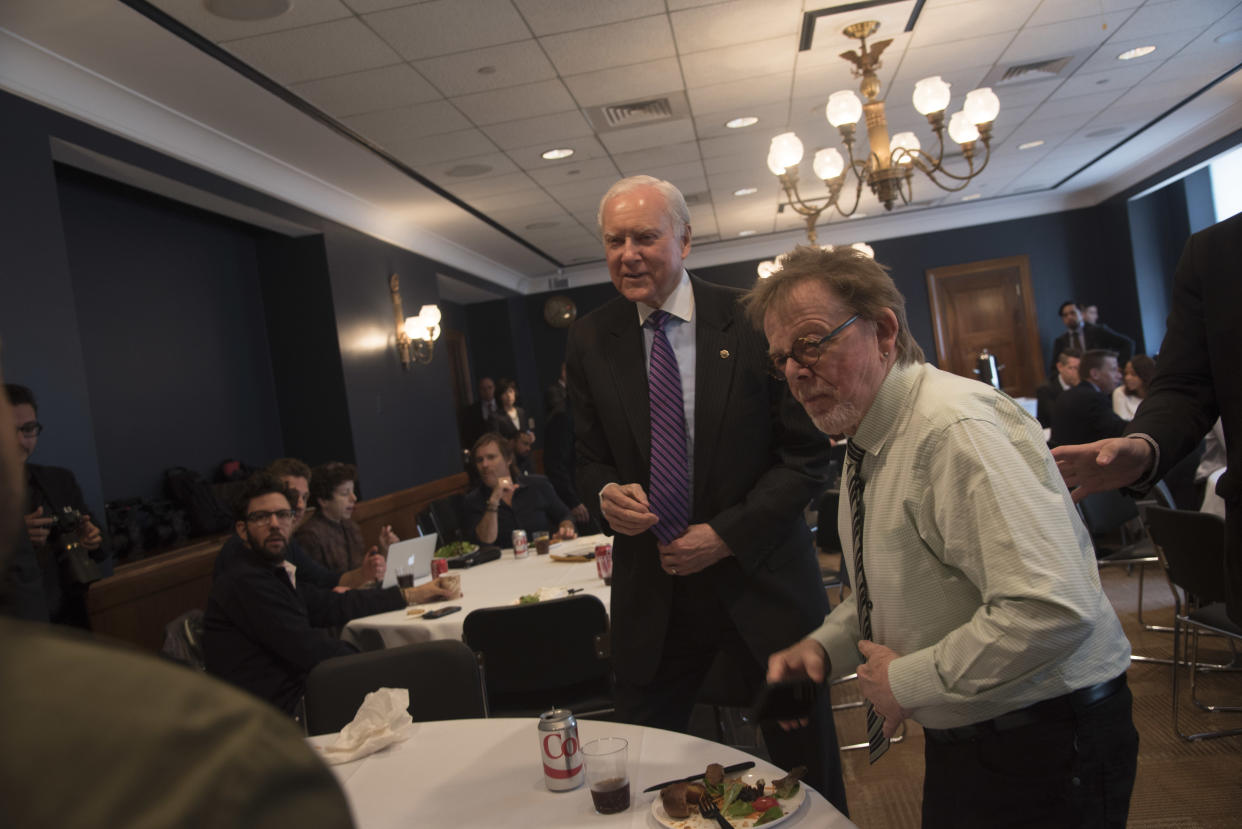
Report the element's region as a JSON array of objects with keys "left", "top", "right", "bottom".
[
  {"left": 443, "top": 329, "right": 472, "bottom": 410},
  {"left": 925, "top": 255, "right": 1043, "bottom": 398}
]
